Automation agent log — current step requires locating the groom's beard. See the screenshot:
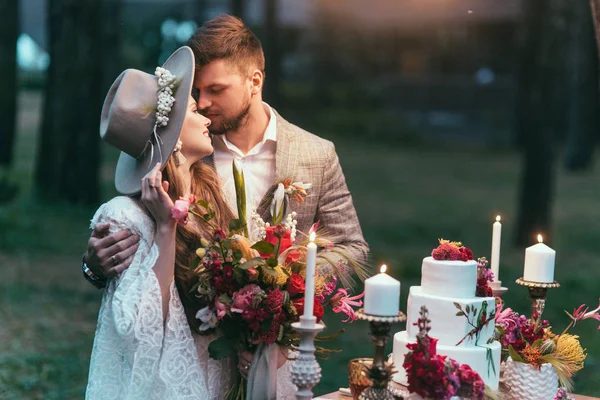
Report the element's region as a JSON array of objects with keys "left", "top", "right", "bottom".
[{"left": 206, "top": 100, "right": 251, "bottom": 136}]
